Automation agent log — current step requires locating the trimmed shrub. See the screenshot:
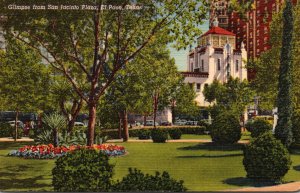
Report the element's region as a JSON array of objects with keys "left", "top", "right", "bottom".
[
  {"left": 102, "top": 126, "right": 207, "bottom": 139},
  {"left": 168, "top": 129, "right": 182, "bottom": 139},
  {"left": 137, "top": 129, "right": 151, "bottom": 140},
  {"left": 0, "top": 122, "right": 12, "bottom": 137},
  {"left": 245, "top": 120, "right": 254, "bottom": 133},
  {"left": 243, "top": 132, "right": 291, "bottom": 182},
  {"left": 0, "top": 122, "right": 23, "bottom": 138},
  {"left": 112, "top": 168, "right": 187, "bottom": 192},
  {"left": 250, "top": 119, "right": 273, "bottom": 138},
  {"left": 52, "top": 149, "right": 114, "bottom": 192},
  {"left": 151, "top": 129, "right": 168, "bottom": 143},
  {"left": 210, "top": 113, "right": 241, "bottom": 144},
  {"left": 292, "top": 110, "right": 300, "bottom": 145}
]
